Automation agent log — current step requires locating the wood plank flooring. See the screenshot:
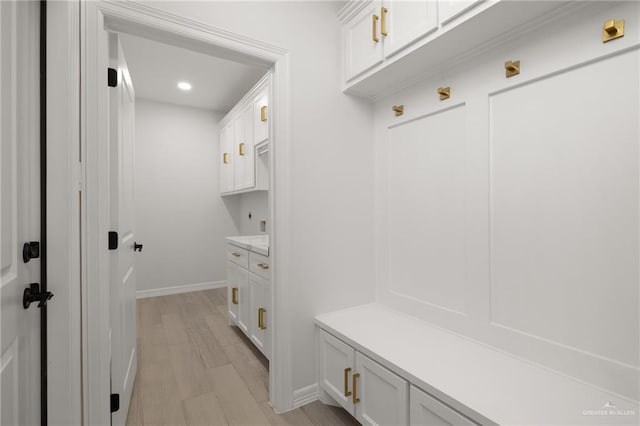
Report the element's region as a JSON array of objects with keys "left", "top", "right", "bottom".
[{"left": 127, "top": 288, "right": 360, "bottom": 426}]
